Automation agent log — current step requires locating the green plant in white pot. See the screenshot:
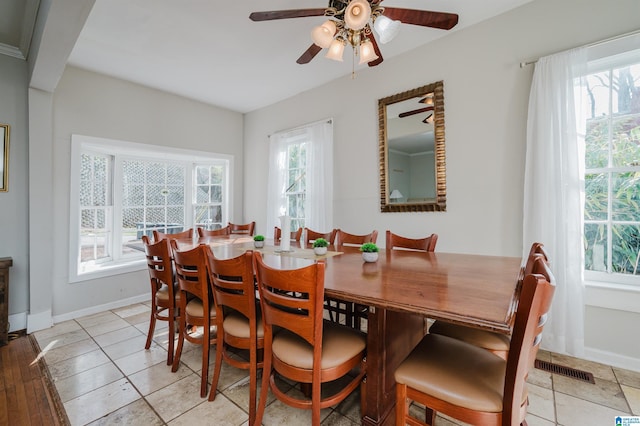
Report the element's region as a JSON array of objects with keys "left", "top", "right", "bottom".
[
  {"left": 360, "top": 242, "right": 379, "bottom": 262},
  {"left": 253, "top": 234, "right": 265, "bottom": 248},
  {"left": 312, "top": 238, "right": 329, "bottom": 256}
]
